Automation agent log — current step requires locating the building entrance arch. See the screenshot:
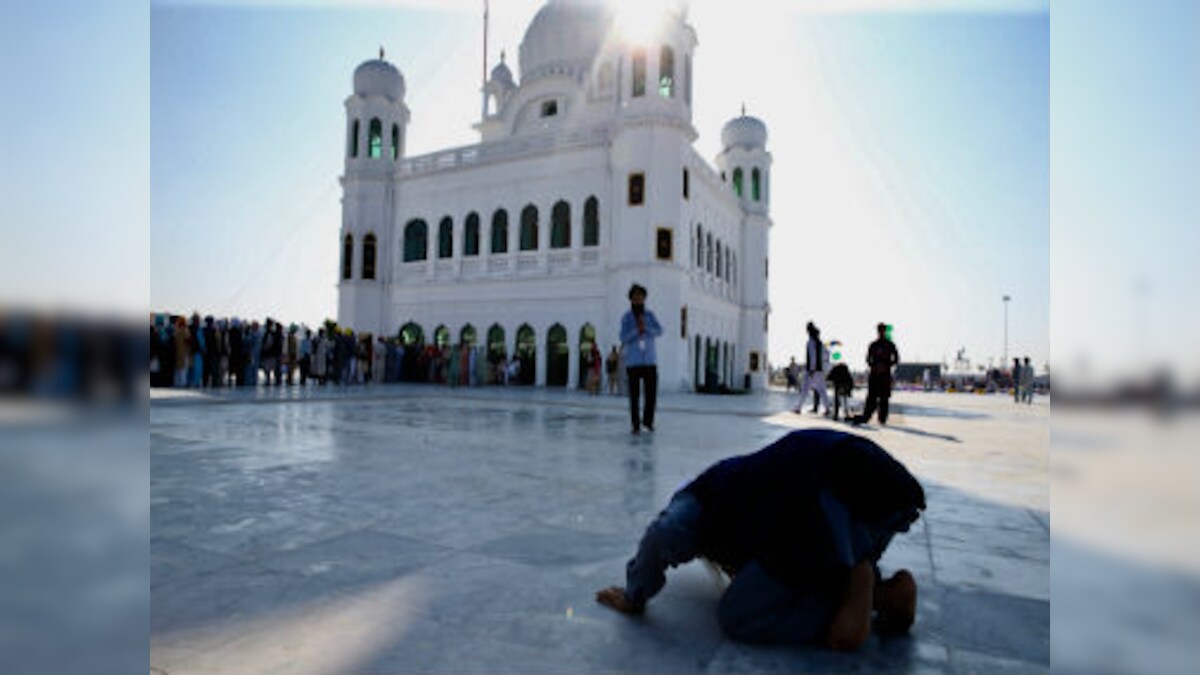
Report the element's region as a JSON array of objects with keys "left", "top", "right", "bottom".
[
  {"left": 433, "top": 325, "right": 450, "bottom": 349},
  {"left": 399, "top": 322, "right": 424, "bottom": 347},
  {"left": 546, "top": 324, "right": 568, "bottom": 387},
  {"left": 515, "top": 324, "right": 536, "bottom": 385}
]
